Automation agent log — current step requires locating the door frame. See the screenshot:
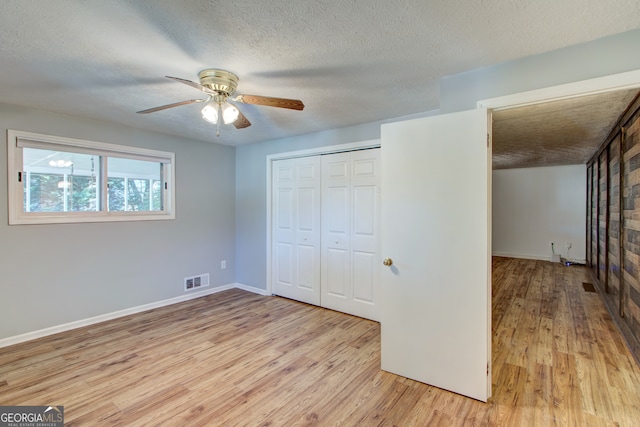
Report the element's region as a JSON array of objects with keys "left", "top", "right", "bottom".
[{"left": 266, "top": 139, "right": 380, "bottom": 297}]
